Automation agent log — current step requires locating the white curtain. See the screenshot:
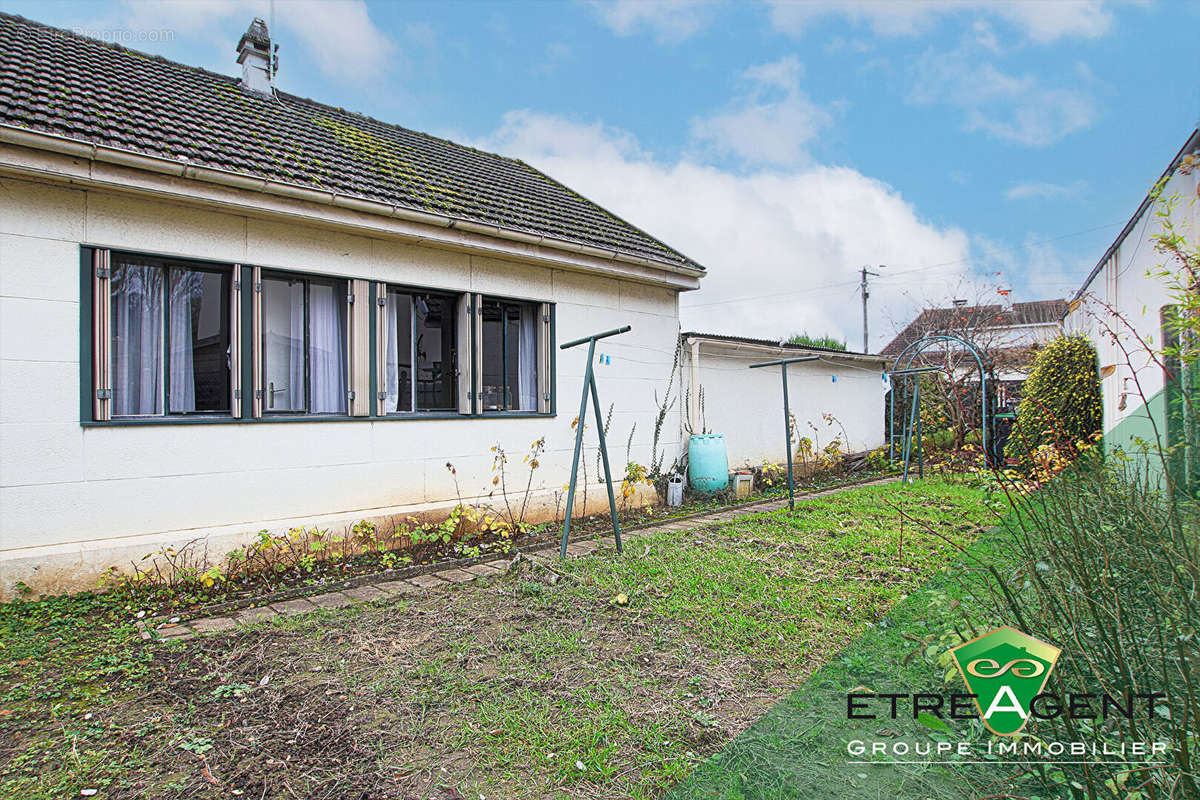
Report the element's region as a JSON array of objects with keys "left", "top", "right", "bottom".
[
  {"left": 309, "top": 282, "right": 347, "bottom": 413},
  {"left": 518, "top": 303, "right": 537, "bottom": 411},
  {"left": 112, "top": 261, "right": 163, "bottom": 416},
  {"left": 384, "top": 291, "right": 401, "bottom": 413},
  {"left": 286, "top": 282, "right": 304, "bottom": 411},
  {"left": 167, "top": 269, "right": 198, "bottom": 413}
]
